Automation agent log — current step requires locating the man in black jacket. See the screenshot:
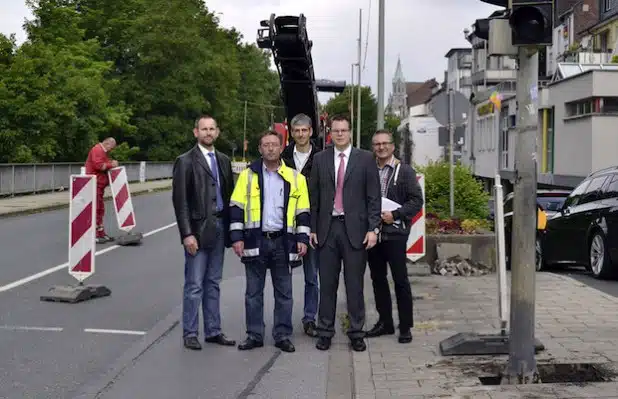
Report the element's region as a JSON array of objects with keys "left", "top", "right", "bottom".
[
  {"left": 365, "top": 129, "right": 423, "bottom": 344},
  {"left": 172, "top": 114, "right": 236, "bottom": 350},
  {"left": 281, "top": 113, "right": 321, "bottom": 337}
]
